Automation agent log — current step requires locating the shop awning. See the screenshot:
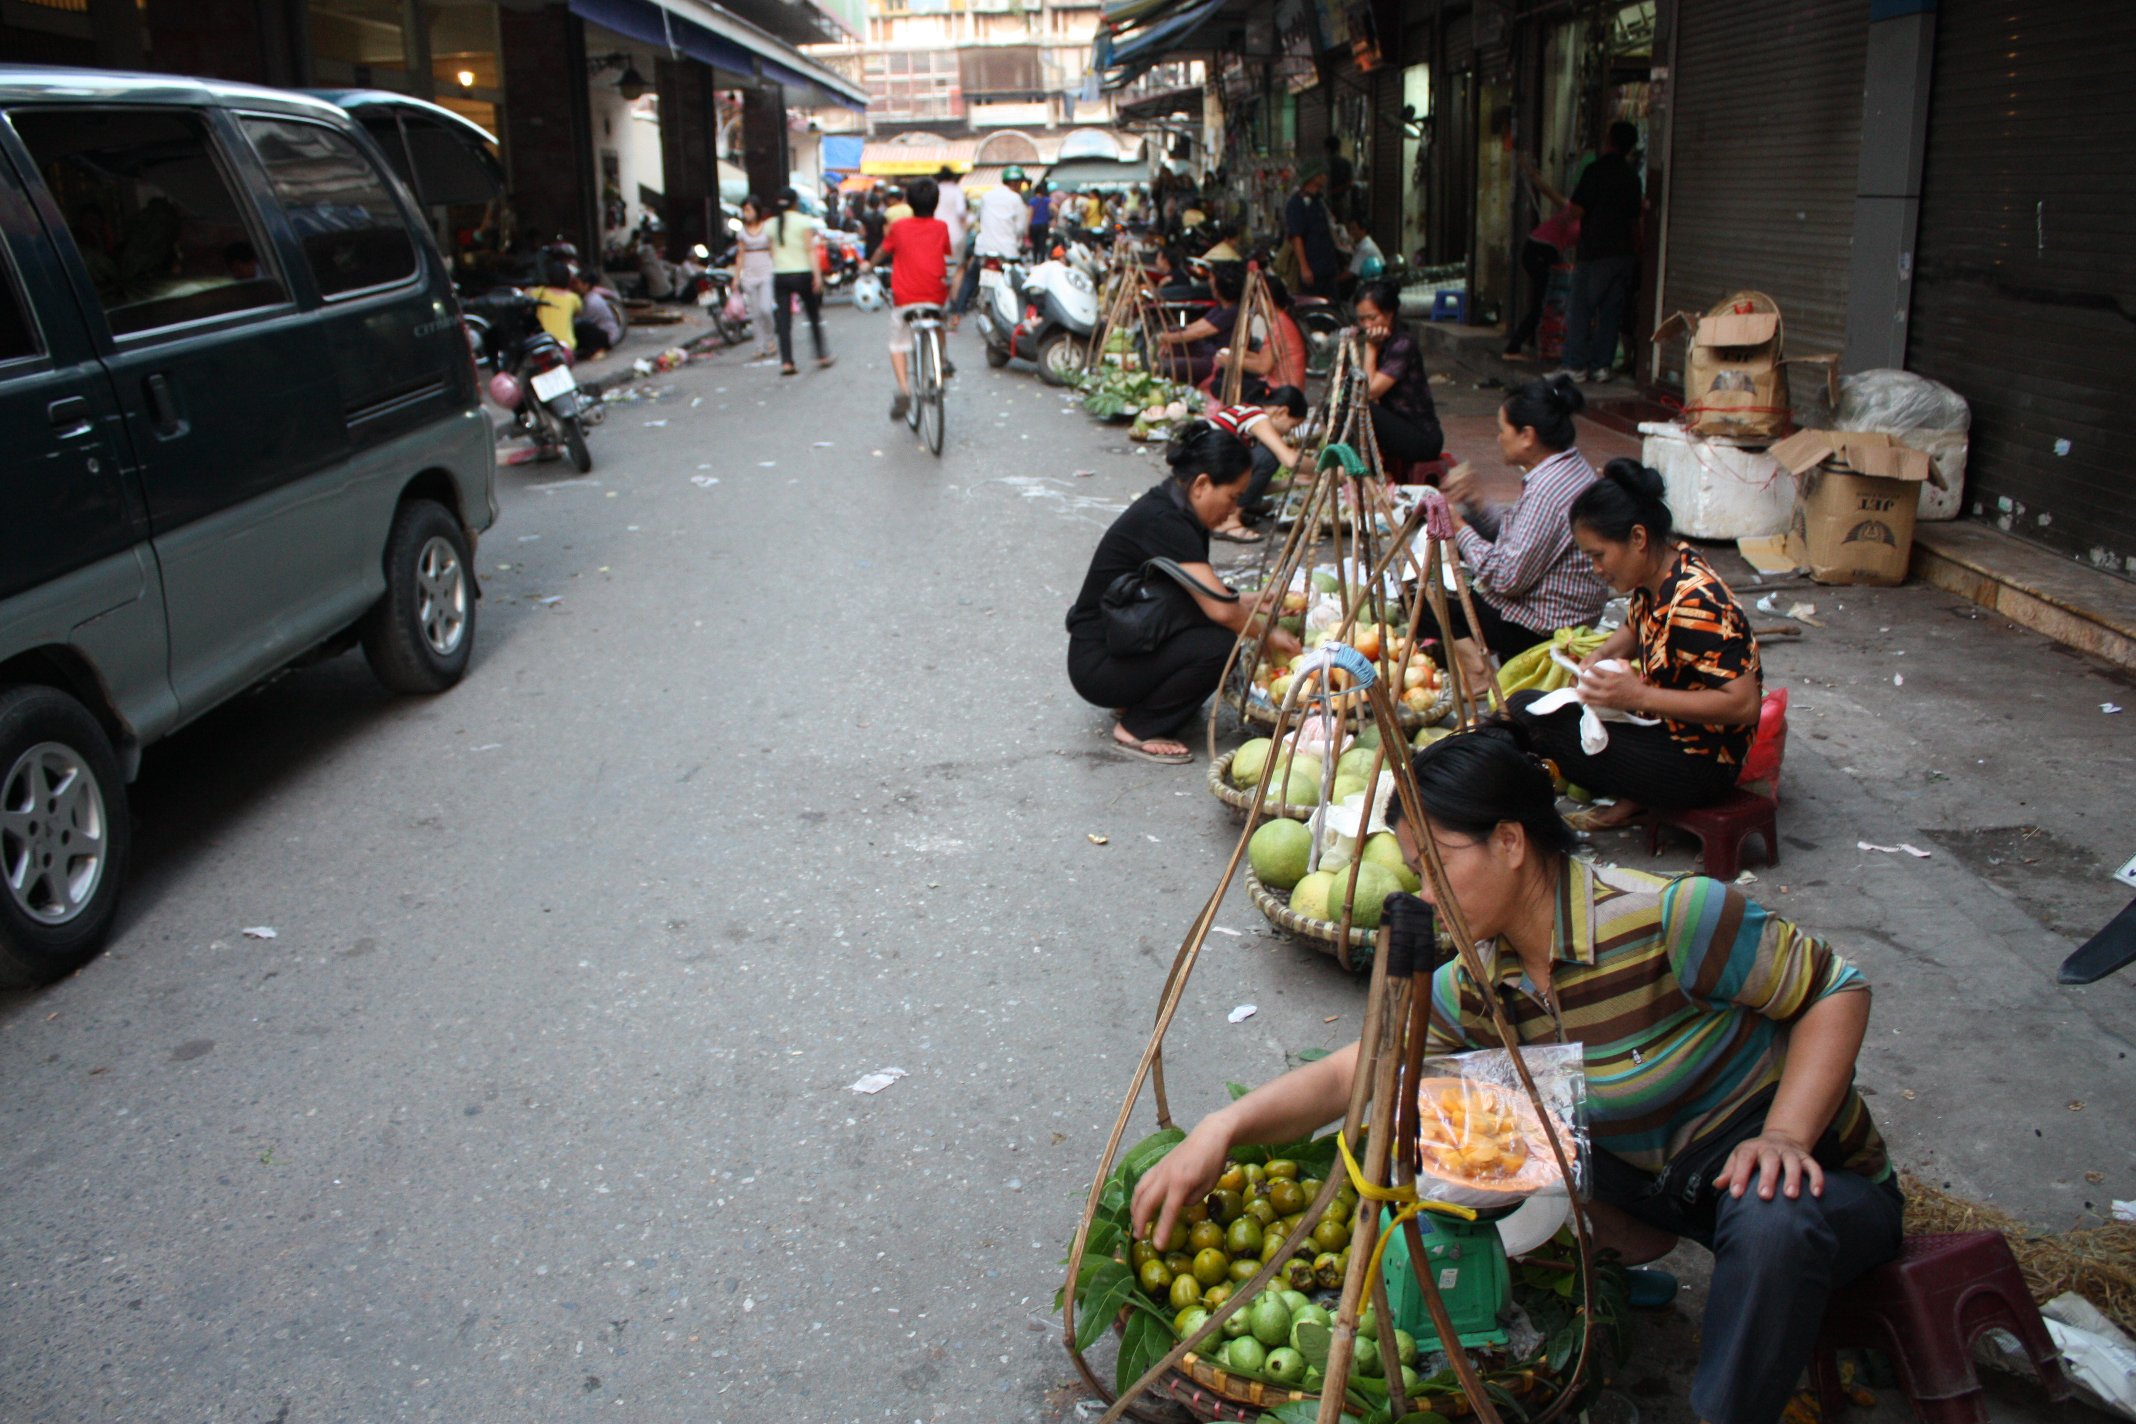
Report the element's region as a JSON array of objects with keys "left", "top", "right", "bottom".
[
  {"left": 567, "top": 0, "right": 868, "bottom": 111},
  {"left": 1094, "top": 0, "right": 1231, "bottom": 92}
]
